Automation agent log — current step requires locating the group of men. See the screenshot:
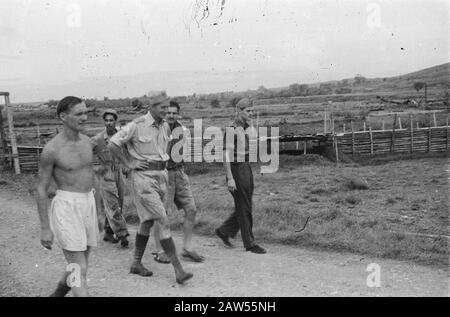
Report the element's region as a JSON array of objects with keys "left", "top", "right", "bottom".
[{"left": 36, "top": 95, "right": 266, "bottom": 297}]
